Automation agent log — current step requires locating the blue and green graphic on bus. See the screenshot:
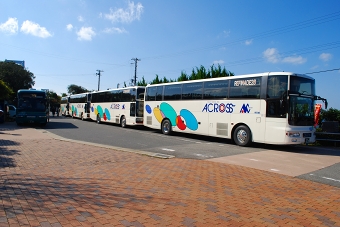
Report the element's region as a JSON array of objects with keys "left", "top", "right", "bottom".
[{"left": 145, "top": 102, "right": 198, "bottom": 131}]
